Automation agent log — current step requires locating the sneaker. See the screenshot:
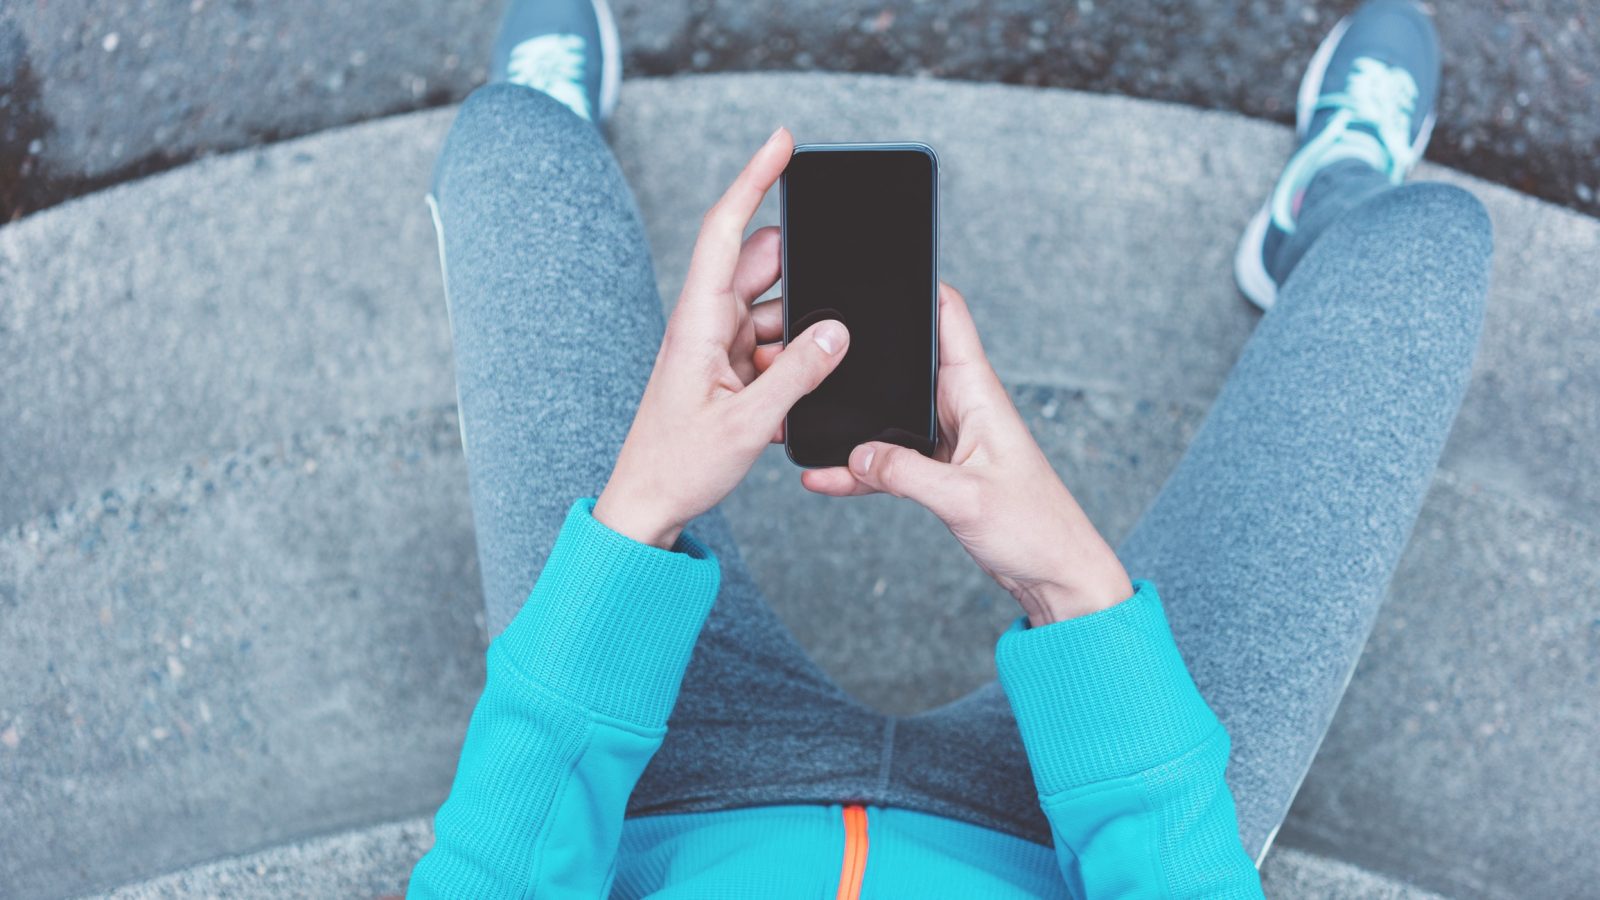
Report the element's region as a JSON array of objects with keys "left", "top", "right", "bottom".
[
  {"left": 490, "top": 0, "right": 622, "bottom": 125},
  {"left": 1234, "top": 0, "right": 1440, "bottom": 309}
]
